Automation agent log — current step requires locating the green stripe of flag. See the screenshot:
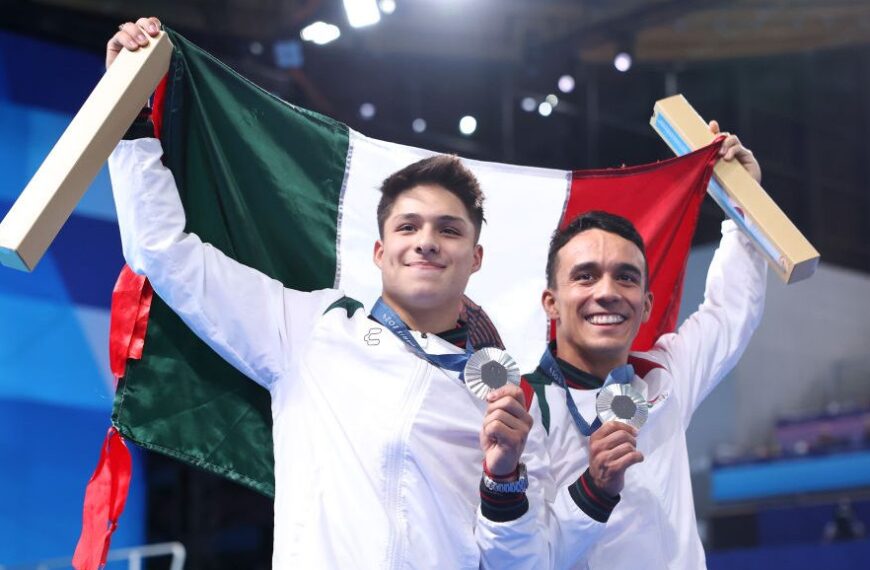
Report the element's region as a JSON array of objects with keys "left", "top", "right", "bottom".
[{"left": 113, "top": 28, "right": 351, "bottom": 497}]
